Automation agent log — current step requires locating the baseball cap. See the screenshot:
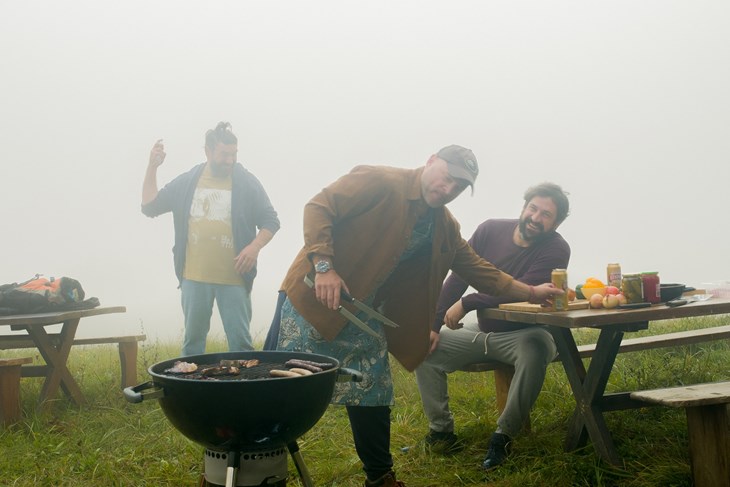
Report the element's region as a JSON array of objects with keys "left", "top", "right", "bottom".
[{"left": 437, "top": 145, "right": 479, "bottom": 190}]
